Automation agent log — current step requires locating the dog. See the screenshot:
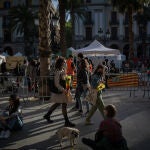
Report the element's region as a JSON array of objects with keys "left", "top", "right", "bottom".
[{"left": 56, "top": 127, "right": 80, "bottom": 147}]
